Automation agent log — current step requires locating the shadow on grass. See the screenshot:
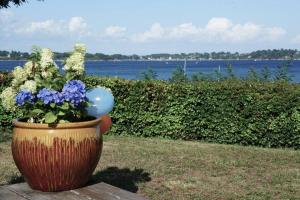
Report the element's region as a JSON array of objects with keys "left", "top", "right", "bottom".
[
  {"left": 89, "top": 167, "right": 151, "bottom": 193},
  {"left": 8, "top": 174, "right": 24, "bottom": 185}
]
